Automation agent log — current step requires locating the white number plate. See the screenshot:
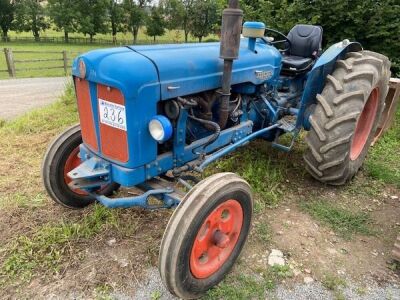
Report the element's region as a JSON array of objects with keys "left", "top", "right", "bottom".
[{"left": 98, "top": 99, "right": 127, "bottom": 131}]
